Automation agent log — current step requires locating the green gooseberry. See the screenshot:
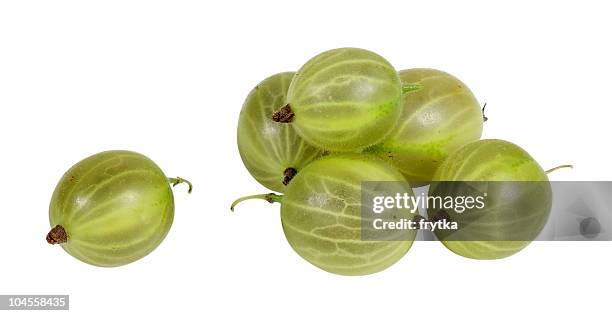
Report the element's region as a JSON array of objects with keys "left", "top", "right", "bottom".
[
  {"left": 232, "top": 155, "right": 416, "bottom": 276},
  {"left": 427, "top": 139, "right": 561, "bottom": 259},
  {"left": 237, "top": 72, "right": 325, "bottom": 192},
  {"left": 46, "top": 150, "right": 191, "bottom": 267},
  {"left": 273, "top": 48, "right": 407, "bottom": 152},
  {"left": 365, "top": 68, "right": 483, "bottom": 186}
]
